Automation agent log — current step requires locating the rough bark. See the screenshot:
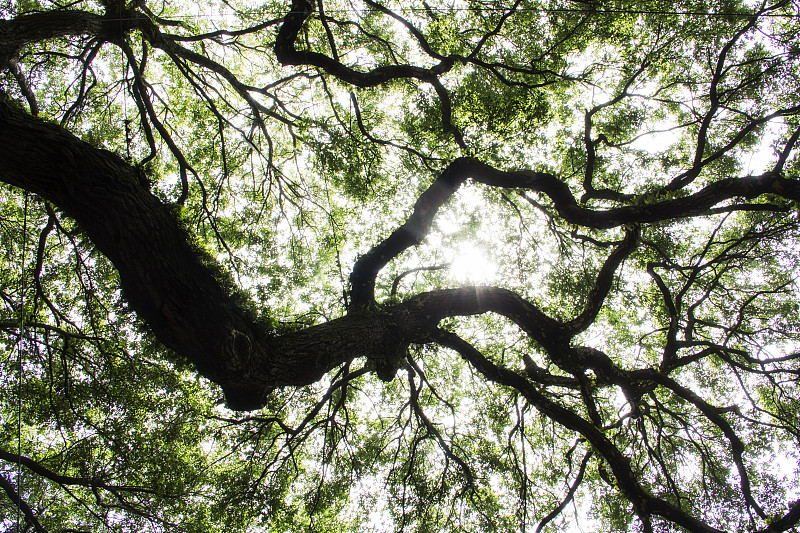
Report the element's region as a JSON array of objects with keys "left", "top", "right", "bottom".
[
  {"left": 0, "top": 98, "right": 625, "bottom": 409},
  {"left": 3, "top": 97, "right": 800, "bottom": 411},
  {"left": 0, "top": 11, "right": 106, "bottom": 68},
  {"left": 4, "top": 6, "right": 800, "bottom": 530},
  {"left": 0, "top": 97, "right": 270, "bottom": 407},
  {"left": 0, "top": 99, "right": 551, "bottom": 409}
]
